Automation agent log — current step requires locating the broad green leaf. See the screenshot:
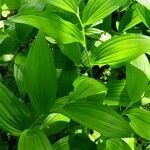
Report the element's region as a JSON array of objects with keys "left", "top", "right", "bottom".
[
  {"left": 26, "top": 32, "right": 57, "bottom": 114},
  {"left": 82, "top": 0, "right": 127, "bottom": 26},
  {"left": 136, "top": 0, "right": 150, "bottom": 11},
  {"left": 18, "top": 128, "right": 52, "bottom": 150},
  {"left": 14, "top": 52, "right": 27, "bottom": 98},
  {"left": 0, "top": 82, "right": 32, "bottom": 136},
  {"left": 58, "top": 43, "right": 81, "bottom": 65},
  {"left": 60, "top": 101, "right": 133, "bottom": 137},
  {"left": 52, "top": 134, "right": 97, "bottom": 150},
  {"left": 136, "top": 3, "right": 150, "bottom": 29},
  {"left": 91, "top": 34, "right": 150, "bottom": 68},
  {"left": 126, "top": 54, "right": 150, "bottom": 103},
  {"left": 119, "top": 5, "right": 141, "bottom": 31},
  {"left": 57, "top": 68, "right": 78, "bottom": 98},
  {"left": 98, "top": 138, "right": 131, "bottom": 150},
  {"left": 9, "top": 11, "right": 84, "bottom": 44},
  {"left": 104, "top": 80, "right": 130, "bottom": 106},
  {"left": 70, "top": 76, "right": 107, "bottom": 100},
  {"left": 44, "top": 0, "right": 81, "bottom": 14},
  {"left": 41, "top": 113, "right": 70, "bottom": 136},
  {"left": 126, "top": 108, "right": 150, "bottom": 141}
]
